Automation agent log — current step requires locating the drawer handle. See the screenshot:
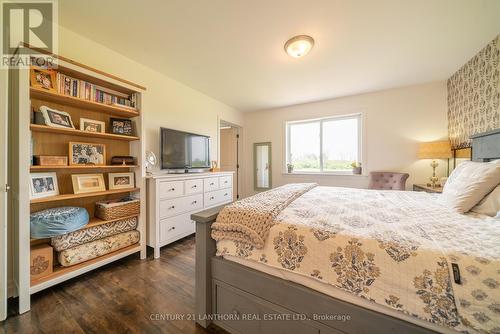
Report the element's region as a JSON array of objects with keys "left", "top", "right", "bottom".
[
  {"left": 169, "top": 188, "right": 175, "bottom": 191},
  {"left": 224, "top": 181, "right": 228, "bottom": 184},
  {"left": 210, "top": 196, "right": 214, "bottom": 200},
  {"left": 168, "top": 226, "right": 176, "bottom": 231},
  {"left": 210, "top": 182, "right": 214, "bottom": 186},
  {"left": 169, "top": 205, "right": 175, "bottom": 209},
  {"left": 224, "top": 193, "right": 228, "bottom": 196},
  {"left": 192, "top": 185, "right": 197, "bottom": 188},
  {"left": 192, "top": 200, "right": 197, "bottom": 204}
]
